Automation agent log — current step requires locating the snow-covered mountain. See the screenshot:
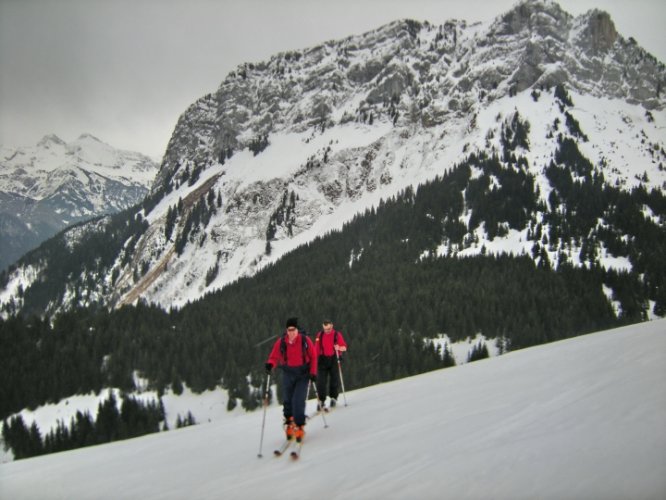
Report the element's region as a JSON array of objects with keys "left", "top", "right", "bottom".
[
  {"left": 1, "top": 318, "right": 664, "bottom": 499},
  {"left": 1, "top": 0, "right": 664, "bottom": 315},
  {"left": 0, "top": 133, "right": 158, "bottom": 271}
]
